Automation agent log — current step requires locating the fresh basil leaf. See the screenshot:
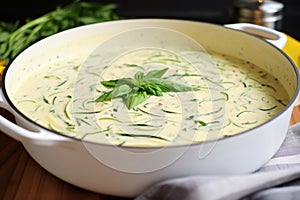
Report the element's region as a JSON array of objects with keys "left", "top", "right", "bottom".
[
  {"left": 142, "top": 83, "right": 164, "bottom": 96},
  {"left": 96, "top": 68, "right": 198, "bottom": 109},
  {"left": 134, "top": 71, "right": 145, "bottom": 82},
  {"left": 101, "top": 80, "right": 118, "bottom": 88},
  {"left": 144, "top": 68, "right": 168, "bottom": 79},
  {"left": 150, "top": 82, "right": 171, "bottom": 93},
  {"left": 117, "top": 78, "right": 137, "bottom": 87},
  {"left": 101, "top": 78, "right": 136, "bottom": 88},
  {"left": 148, "top": 78, "right": 197, "bottom": 92},
  {"left": 95, "top": 90, "right": 113, "bottom": 102},
  {"left": 111, "top": 84, "right": 132, "bottom": 98},
  {"left": 125, "top": 91, "right": 148, "bottom": 109}
]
